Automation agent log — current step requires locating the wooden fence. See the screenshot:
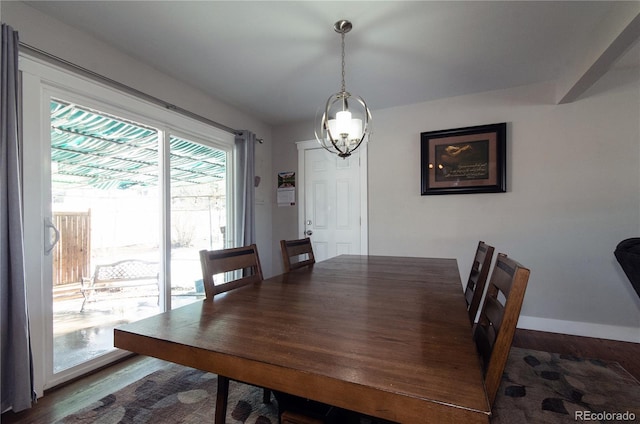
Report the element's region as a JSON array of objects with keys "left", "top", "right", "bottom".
[{"left": 53, "top": 211, "right": 91, "bottom": 286}]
